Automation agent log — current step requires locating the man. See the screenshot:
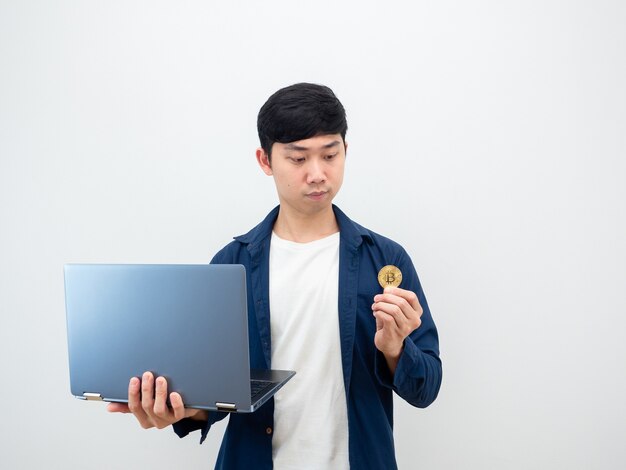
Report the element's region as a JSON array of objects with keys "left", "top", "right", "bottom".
[{"left": 108, "top": 83, "right": 442, "bottom": 469}]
